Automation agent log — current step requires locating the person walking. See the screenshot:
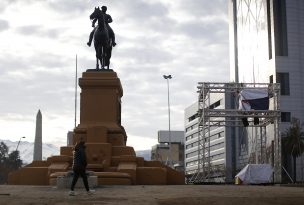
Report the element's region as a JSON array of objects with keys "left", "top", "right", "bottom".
[{"left": 69, "top": 140, "right": 94, "bottom": 196}]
